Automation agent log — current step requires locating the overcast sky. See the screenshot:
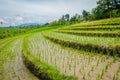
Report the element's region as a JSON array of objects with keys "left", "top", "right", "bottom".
[{"left": 0, "top": 0, "right": 97, "bottom": 27}]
